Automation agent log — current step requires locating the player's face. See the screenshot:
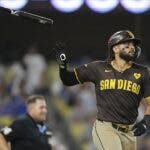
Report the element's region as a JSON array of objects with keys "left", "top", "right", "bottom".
[
  {"left": 115, "top": 42, "right": 136, "bottom": 61},
  {"left": 30, "top": 99, "right": 48, "bottom": 122}
]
